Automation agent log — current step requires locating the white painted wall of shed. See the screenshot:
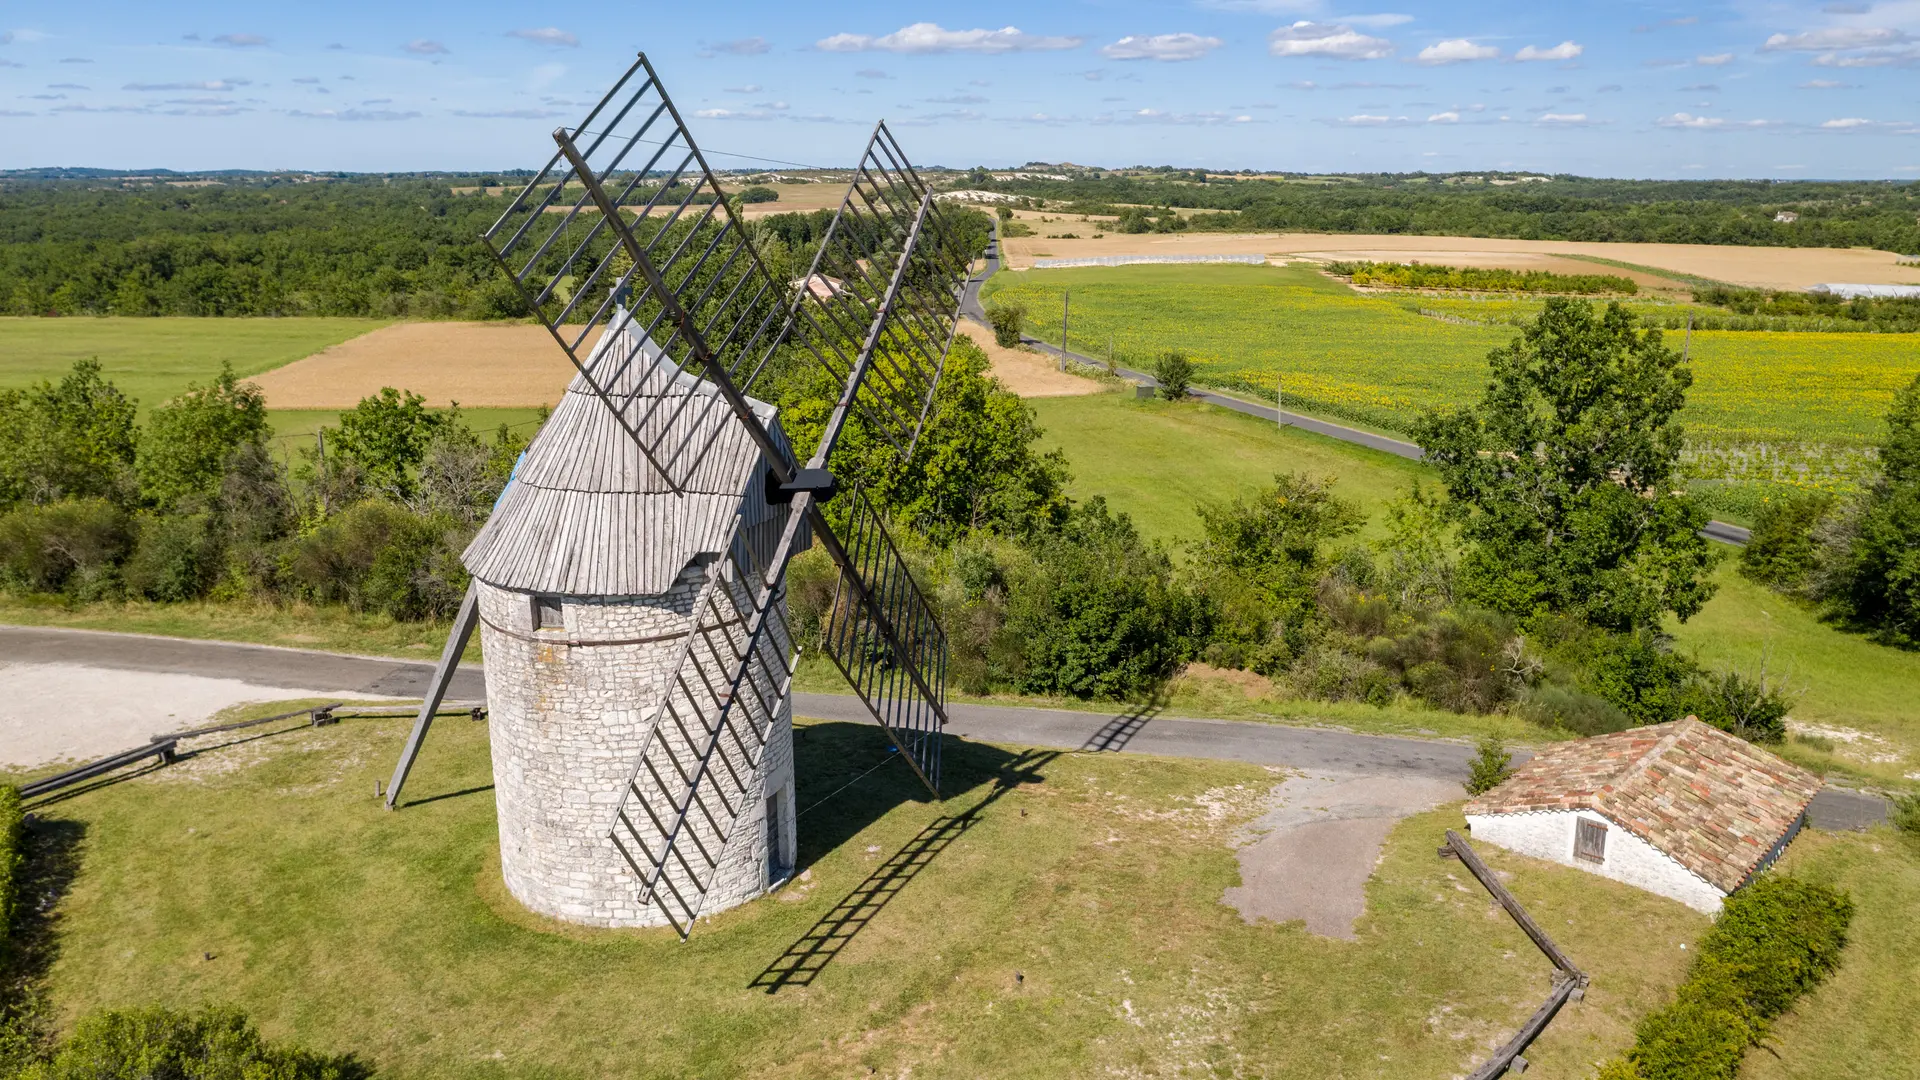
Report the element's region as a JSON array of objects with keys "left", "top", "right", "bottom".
[
  {"left": 478, "top": 574, "right": 795, "bottom": 928},
  {"left": 1465, "top": 810, "right": 1727, "bottom": 914}
]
